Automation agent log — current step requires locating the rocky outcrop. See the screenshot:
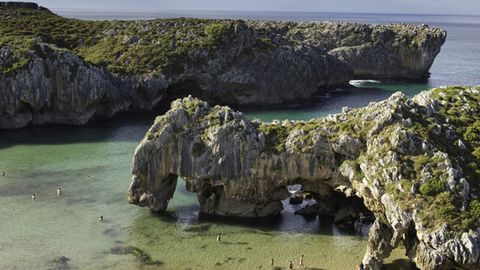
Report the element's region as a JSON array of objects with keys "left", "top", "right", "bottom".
[
  {"left": 0, "top": 43, "right": 169, "bottom": 128},
  {"left": 249, "top": 21, "right": 446, "bottom": 80},
  {"left": 0, "top": 2, "right": 50, "bottom": 12},
  {"left": 128, "top": 86, "right": 480, "bottom": 270},
  {"left": 0, "top": 4, "right": 446, "bottom": 129}
]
